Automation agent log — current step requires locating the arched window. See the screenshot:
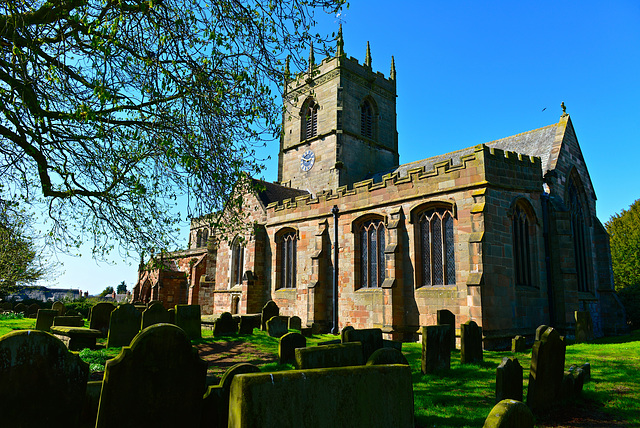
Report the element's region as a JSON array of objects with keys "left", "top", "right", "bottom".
[
  {"left": 418, "top": 207, "right": 455, "bottom": 286},
  {"left": 230, "top": 238, "right": 244, "bottom": 287},
  {"left": 361, "top": 100, "right": 373, "bottom": 139},
  {"left": 512, "top": 203, "right": 534, "bottom": 286},
  {"left": 359, "top": 219, "right": 386, "bottom": 288},
  {"left": 202, "top": 228, "right": 209, "bottom": 246},
  {"left": 568, "top": 181, "right": 591, "bottom": 292},
  {"left": 277, "top": 230, "right": 297, "bottom": 289},
  {"left": 196, "top": 230, "right": 202, "bottom": 248},
  {"left": 302, "top": 99, "right": 318, "bottom": 140}
]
